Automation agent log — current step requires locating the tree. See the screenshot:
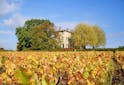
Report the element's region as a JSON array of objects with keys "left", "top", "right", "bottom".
[
  {"left": 72, "top": 23, "right": 97, "bottom": 49},
  {"left": 87, "top": 26, "right": 97, "bottom": 48},
  {"left": 16, "top": 19, "right": 59, "bottom": 51},
  {"left": 93, "top": 25, "right": 106, "bottom": 48},
  {"left": 72, "top": 23, "right": 106, "bottom": 49}
]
